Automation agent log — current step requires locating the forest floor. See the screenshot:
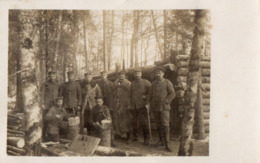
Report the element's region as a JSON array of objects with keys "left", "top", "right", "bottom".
[{"left": 113, "top": 134, "right": 209, "bottom": 156}]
